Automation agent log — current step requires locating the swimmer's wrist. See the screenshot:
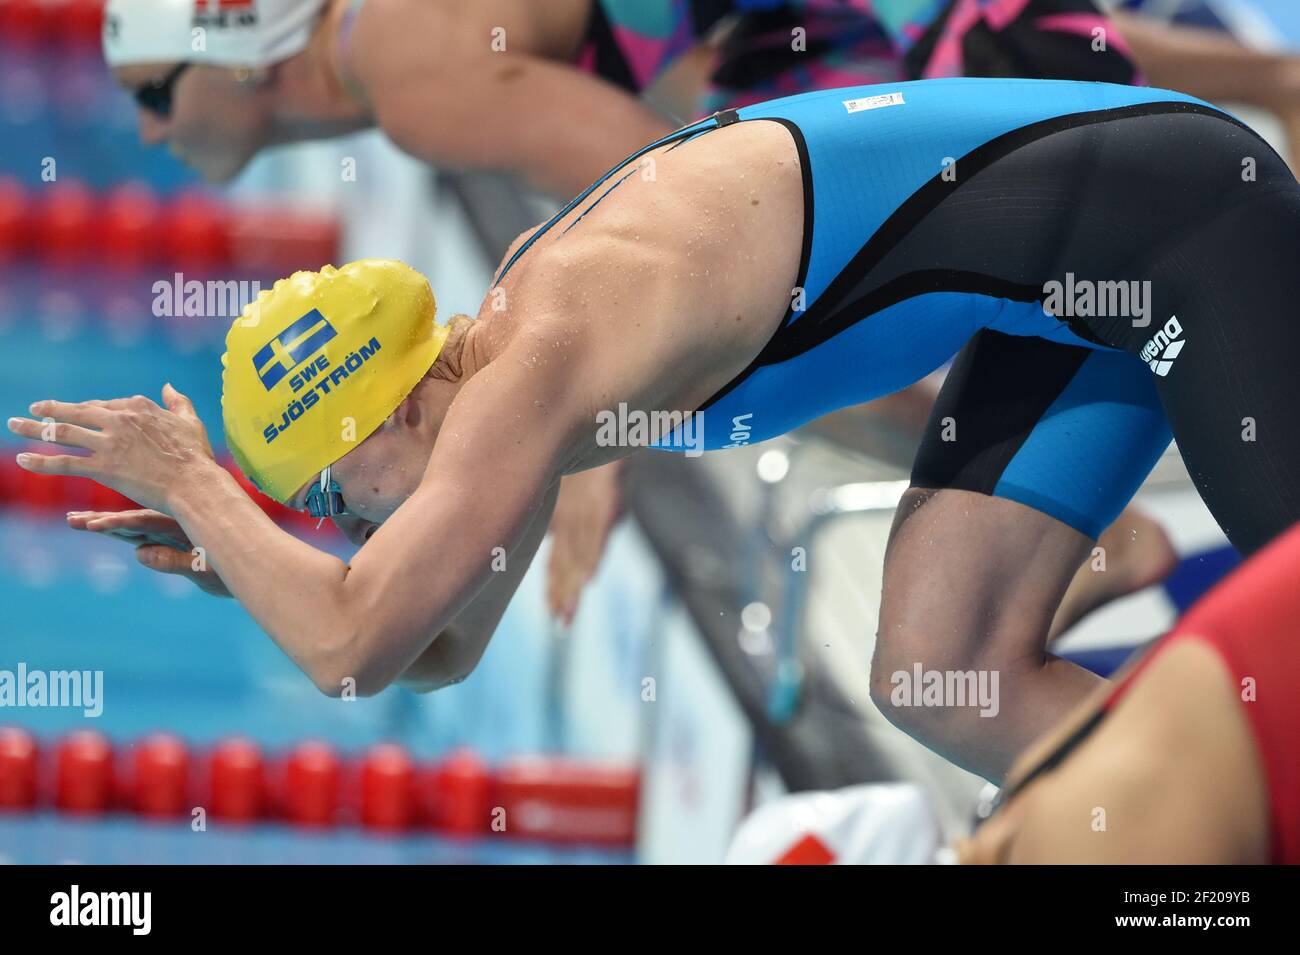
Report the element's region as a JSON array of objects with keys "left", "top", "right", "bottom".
[{"left": 166, "top": 456, "right": 243, "bottom": 518}]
